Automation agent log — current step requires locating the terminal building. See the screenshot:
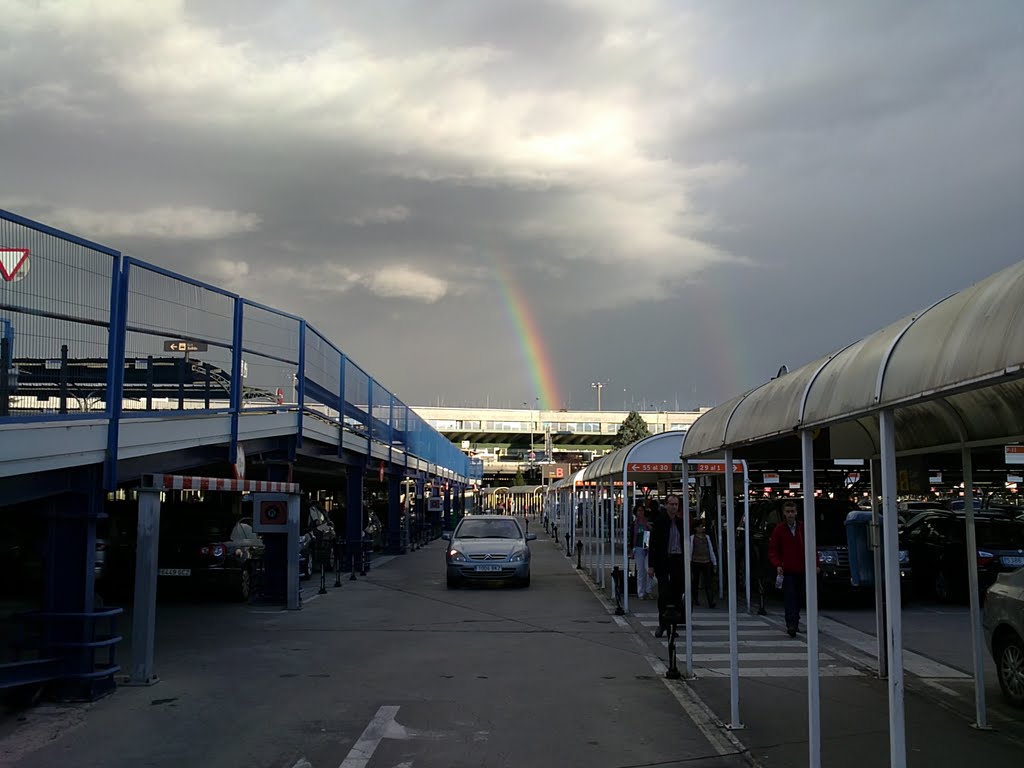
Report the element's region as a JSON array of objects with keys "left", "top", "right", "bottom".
[{"left": 409, "top": 405, "right": 711, "bottom": 482}]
